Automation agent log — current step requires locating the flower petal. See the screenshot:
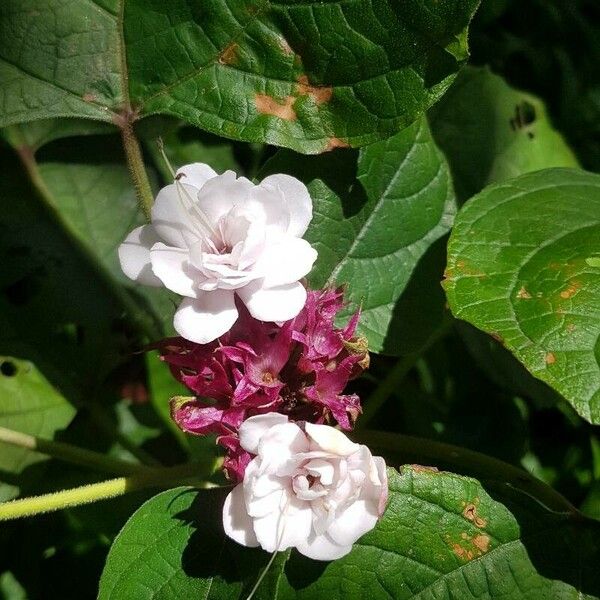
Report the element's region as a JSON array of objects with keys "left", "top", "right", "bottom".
[
  {"left": 305, "top": 423, "right": 360, "bottom": 456},
  {"left": 118, "top": 225, "right": 162, "bottom": 286},
  {"left": 326, "top": 499, "right": 379, "bottom": 547},
  {"left": 223, "top": 484, "right": 259, "bottom": 548},
  {"left": 260, "top": 174, "right": 312, "bottom": 237},
  {"left": 255, "top": 237, "right": 317, "bottom": 287},
  {"left": 296, "top": 532, "right": 351, "bottom": 561},
  {"left": 176, "top": 163, "right": 217, "bottom": 190},
  {"left": 173, "top": 291, "right": 238, "bottom": 343},
  {"left": 152, "top": 182, "right": 203, "bottom": 248},
  {"left": 195, "top": 170, "right": 254, "bottom": 224},
  {"left": 252, "top": 497, "right": 312, "bottom": 552},
  {"left": 150, "top": 243, "right": 197, "bottom": 297},
  {"left": 237, "top": 281, "right": 307, "bottom": 322},
  {"left": 238, "top": 413, "right": 289, "bottom": 454}
]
